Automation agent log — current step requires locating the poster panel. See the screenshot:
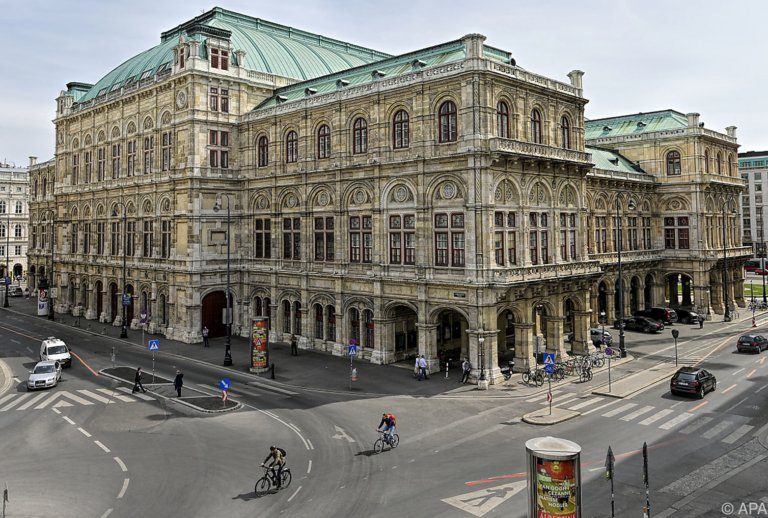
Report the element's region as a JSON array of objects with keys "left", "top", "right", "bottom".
[
  {"left": 37, "top": 288, "right": 49, "bottom": 316},
  {"left": 250, "top": 317, "right": 269, "bottom": 369},
  {"left": 535, "top": 458, "right": 578, "bottom": 518}
]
